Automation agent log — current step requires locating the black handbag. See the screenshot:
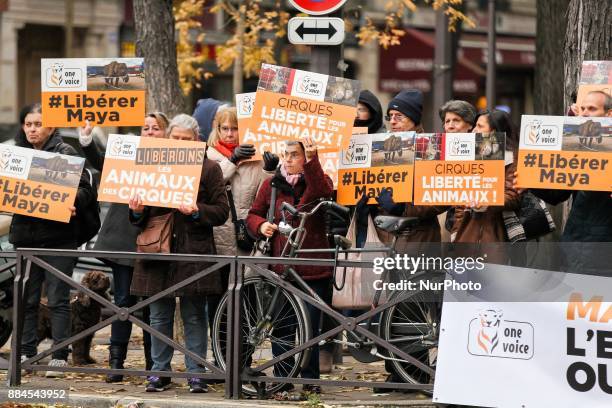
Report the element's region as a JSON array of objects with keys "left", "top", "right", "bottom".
[
  {"left": 518, "top": 192, "right": 556, "bottom": 240},
  {"left": 503, "top": 192, "right": 556, "bottom": 242},
  {"left": 226, "top": 185, "right": 256, "bottom": 252}
]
